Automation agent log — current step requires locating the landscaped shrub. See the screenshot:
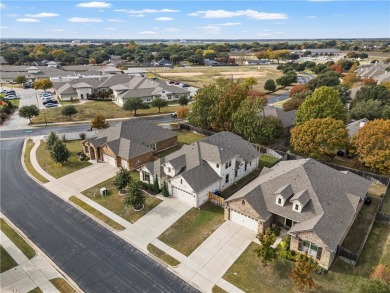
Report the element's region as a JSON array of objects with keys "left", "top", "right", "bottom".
[
  {"left": 139, "top": 181, "right": 154, "bottom": 192},
  {"left": 162, "top": 181, "right": 170, "bottom": 197}
]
